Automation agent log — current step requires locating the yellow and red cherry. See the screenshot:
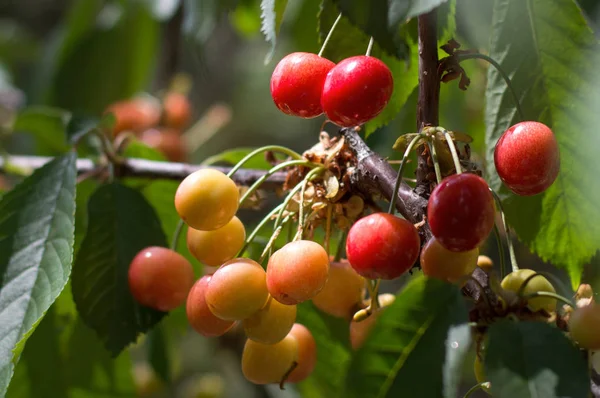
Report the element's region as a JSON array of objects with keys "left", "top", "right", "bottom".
[{"left": 186, "top": 275, "right": 235, "bottom": 337}]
